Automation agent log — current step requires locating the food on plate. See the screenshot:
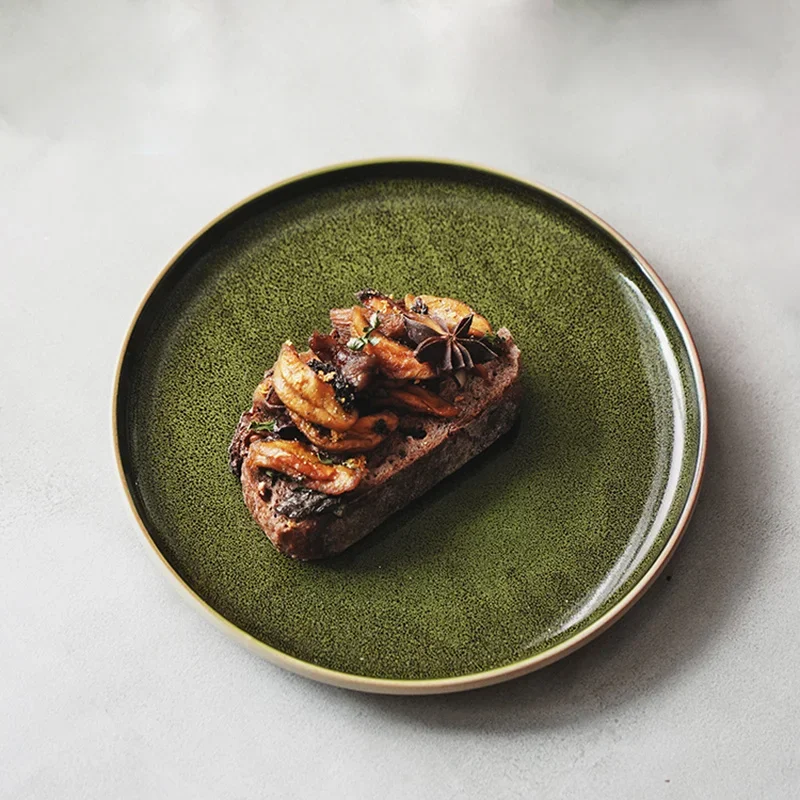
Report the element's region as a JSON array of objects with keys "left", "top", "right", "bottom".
[{"left": 229, "top": 289, "right": 522, "bottom": 560}]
